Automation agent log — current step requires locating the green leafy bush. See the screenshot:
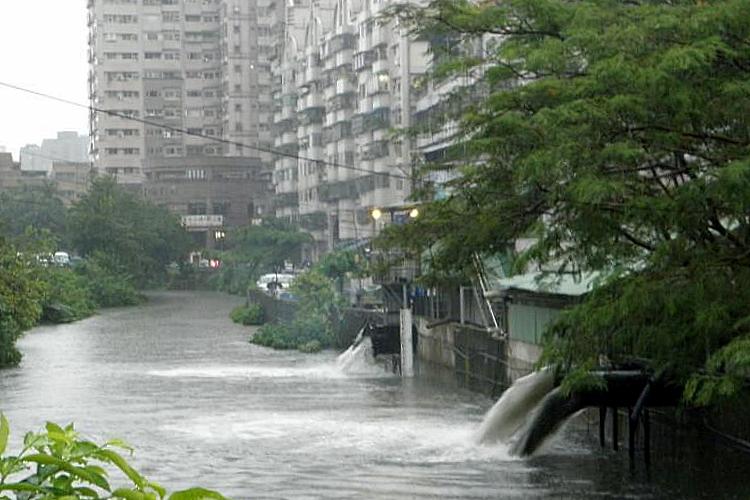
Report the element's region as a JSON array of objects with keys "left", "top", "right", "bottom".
[
  {"left": 0, "top": 414, "right": 226, "bottom": 500},
  {"left": 248, "top": 270, "right": 343, "bottom": 353},
  {"left": 230, "top": 304, "right": 264, "bottom": 326},
  {"left": 0, "top": 242, "right": 43, "bottom": 367},
  {"left": 39, "top": 268, "right": 95, "bottom": 324},
  {"left": 250, "top": 314, "right": 331, "bottom": 352},
  {"left": 76, "top": 253, "right": 144, "bottom": 308}
]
